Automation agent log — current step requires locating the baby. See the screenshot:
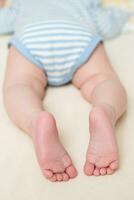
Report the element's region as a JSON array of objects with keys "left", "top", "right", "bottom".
[{"left": 1, "top": 0, "right": 127, "bottom": 182}]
